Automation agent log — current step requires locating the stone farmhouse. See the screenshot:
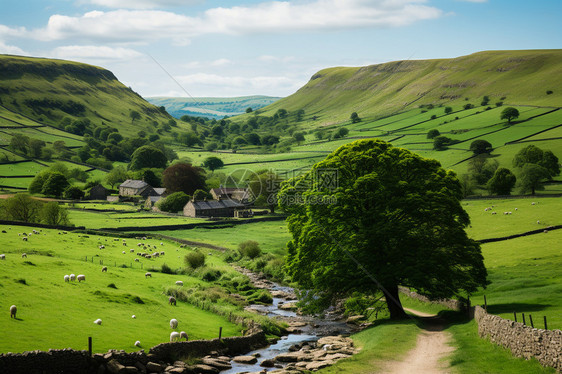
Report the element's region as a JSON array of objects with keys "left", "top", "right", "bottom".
[
  {"left": 119, "top": 180, "right": 163, "bottom": 198},
  {"left": 183, "top": 199, "right": 247, "bottom": 218},
  {"left": 210, "top": 187, "right": 250, "bottom": 203}
]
